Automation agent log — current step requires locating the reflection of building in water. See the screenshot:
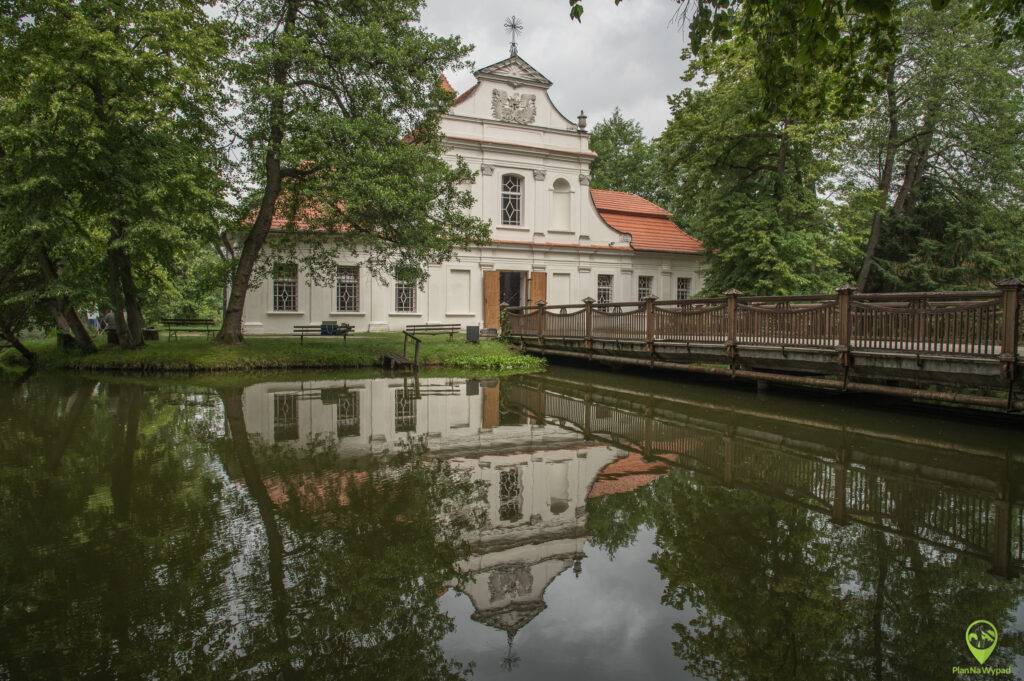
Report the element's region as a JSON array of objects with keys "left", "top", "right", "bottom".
[
  {"left": 241, "top": 377, "right": 587, "bottom": 455},
  {"left": 241, "top": 376, "right": 672, "bottom": 642},
  {"left": 448, "top": 444, "right": 626, "bottom": 637}
]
